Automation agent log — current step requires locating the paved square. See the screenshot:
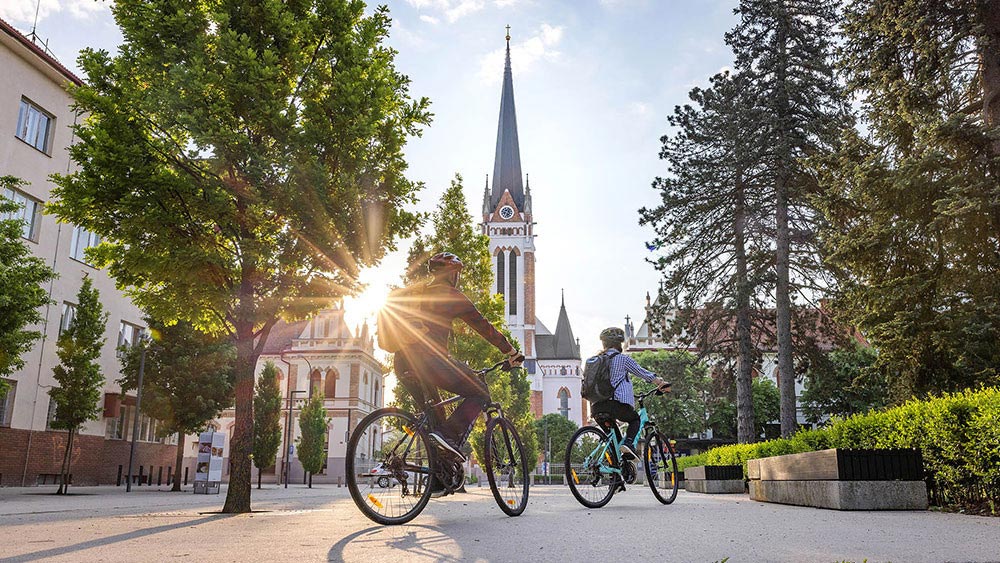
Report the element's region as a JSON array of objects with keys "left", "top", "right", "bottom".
[{"left": 1, "top": 485, "right": 998, "bottom": 562}]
